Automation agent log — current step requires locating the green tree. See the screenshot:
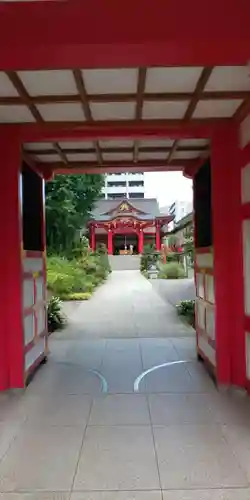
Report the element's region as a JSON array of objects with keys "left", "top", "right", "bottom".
[{"left": 45, "top": 174, "right": 104, "bottom": 254}]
